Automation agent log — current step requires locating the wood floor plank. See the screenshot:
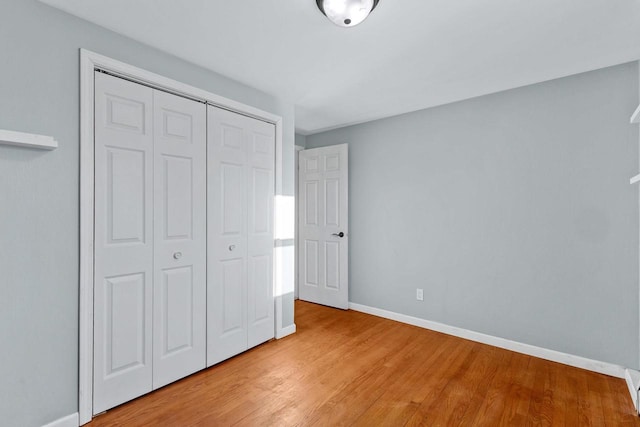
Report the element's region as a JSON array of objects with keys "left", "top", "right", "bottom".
[
  {"left": 302, "top": 330, "right": 434, "bottom": 426},
  {"left": 233, "top": 313, "right": 408, "bottom": 426},
  {"left": 559, "top": 366, "right": 582, "bottom": 426},
  {"left": 526, "top": 358, "right": 555, "bottom": 426},
  {"left": 349, "top": 336, "right": 457, "bottom": 425},
  {"left": 451, "top": 345, "right": 509, "bottom": 426},
  {"left": 88, "top": 301, "right": 640, "bottom": 427},
  {"left": 402, "top": 339, "right": 480, "bottom": 426},
  {"left": 500, "top": 354, "right": 536, "bottom": 425},
  {"left": 466, "top": 349, "right": 518, "bottom": 425}
]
